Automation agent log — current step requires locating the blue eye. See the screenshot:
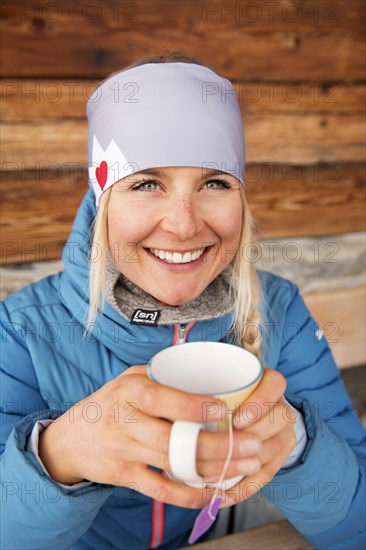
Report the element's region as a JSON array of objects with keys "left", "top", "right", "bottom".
[
  {"left": 130, "top": 178, "right": 231, "bottom": 192},
  {"left": 204, "top": 179, "right": 231, "bottom": 189},
  {"left": 131, "top": 180, "right": 158, "bottom": 191}
]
